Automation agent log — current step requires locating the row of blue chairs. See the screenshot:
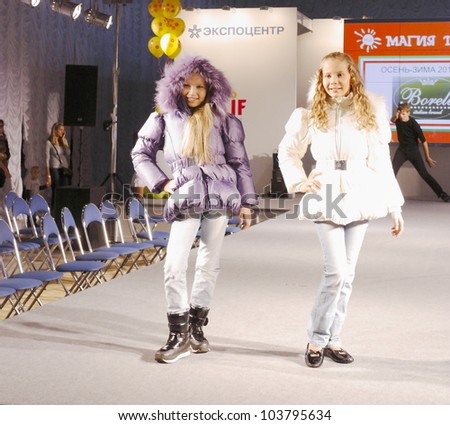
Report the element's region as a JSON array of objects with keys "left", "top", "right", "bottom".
[
  {"left": 0, "top": 192, "right": 171, "bottom": 319},
  {"left": 0, "top": 191, "right": 242, "bottom": 319}
]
